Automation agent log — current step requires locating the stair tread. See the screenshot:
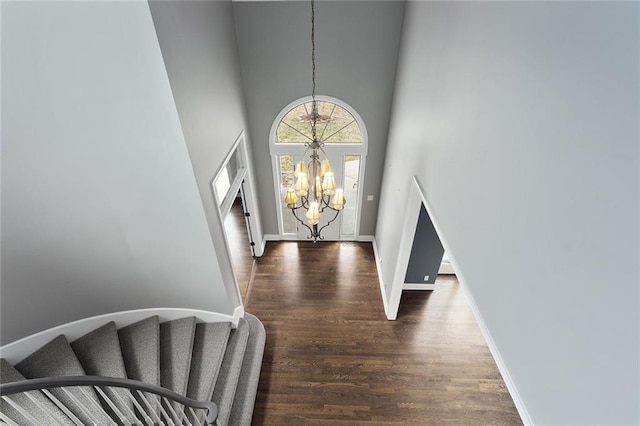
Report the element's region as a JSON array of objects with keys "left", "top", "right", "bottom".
[
  {"left": 160, "top": 316, "right": 197, "bottom": 396},
  {"left": 14, "top": 335, "right": 111, "bottom": 424},
  {"left": 211, "top": 317, "right": 250, "bottom": 426},
  {"left": 228, "top": 313, "right": 266, "bottom": 426},
  {"left": 71, "top": 321, "right": 127, "bottom": 378},
  {"left": 0, "top": 358, "right": 74, "bottom": 425},
  {"left": 186, "top": 321, "right": 231, "bottom": 403},
  {"left": 71, "top": 321, "right": 136, "bottom": 423},
  {"left": 118, "top": 316, "right": 161, "bottom": 386}
]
